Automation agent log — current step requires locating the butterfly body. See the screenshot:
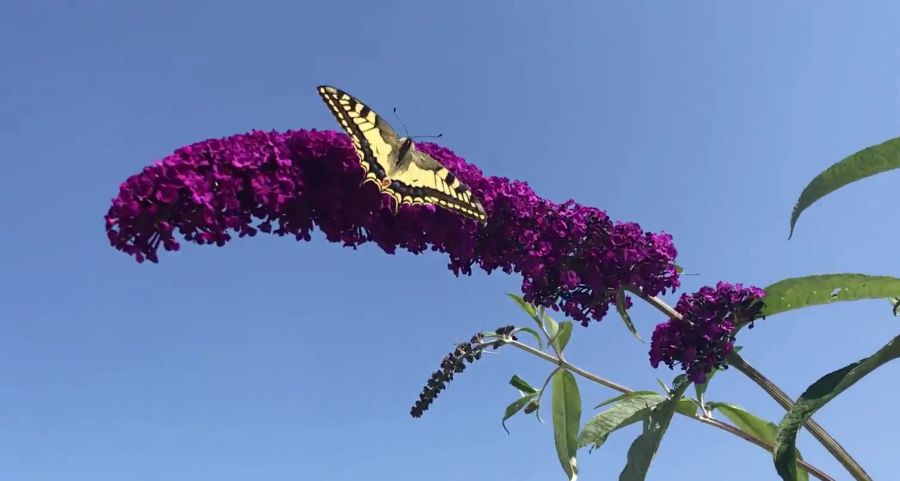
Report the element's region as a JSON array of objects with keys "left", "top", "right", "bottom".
[{"left": 317, "top": 85, "right": 486, "bottom": 221}]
